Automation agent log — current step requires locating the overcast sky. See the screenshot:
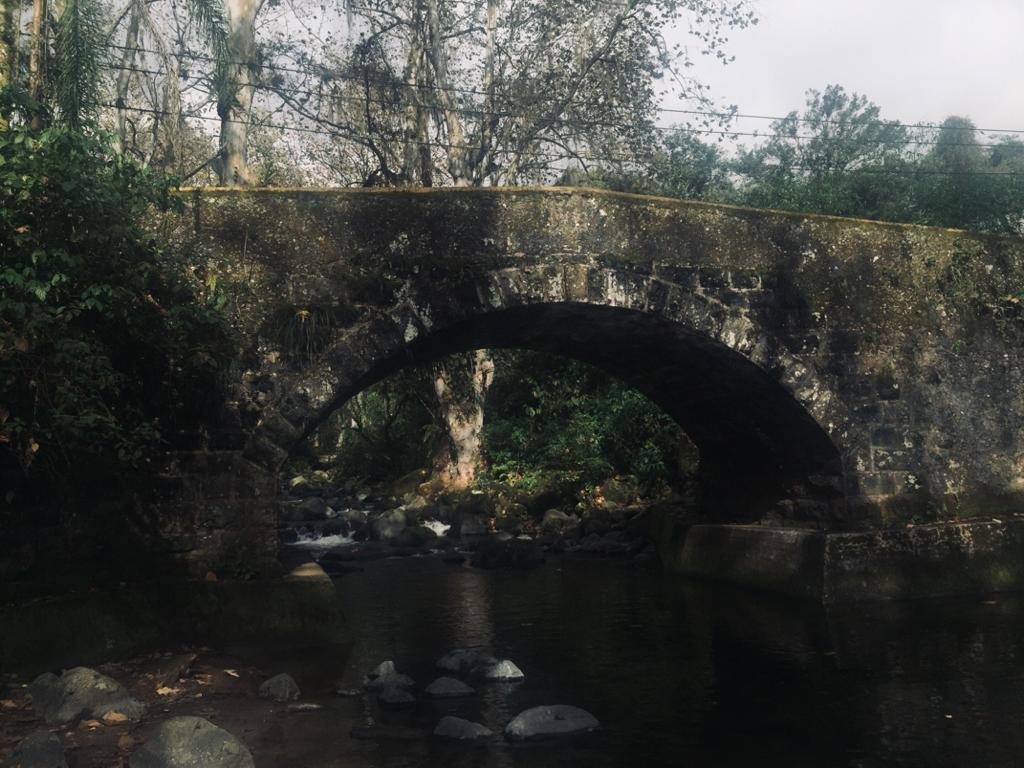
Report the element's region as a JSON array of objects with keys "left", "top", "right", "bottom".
[{"left": 671, "top": 0, "right": 1024, "bottom": 139}]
